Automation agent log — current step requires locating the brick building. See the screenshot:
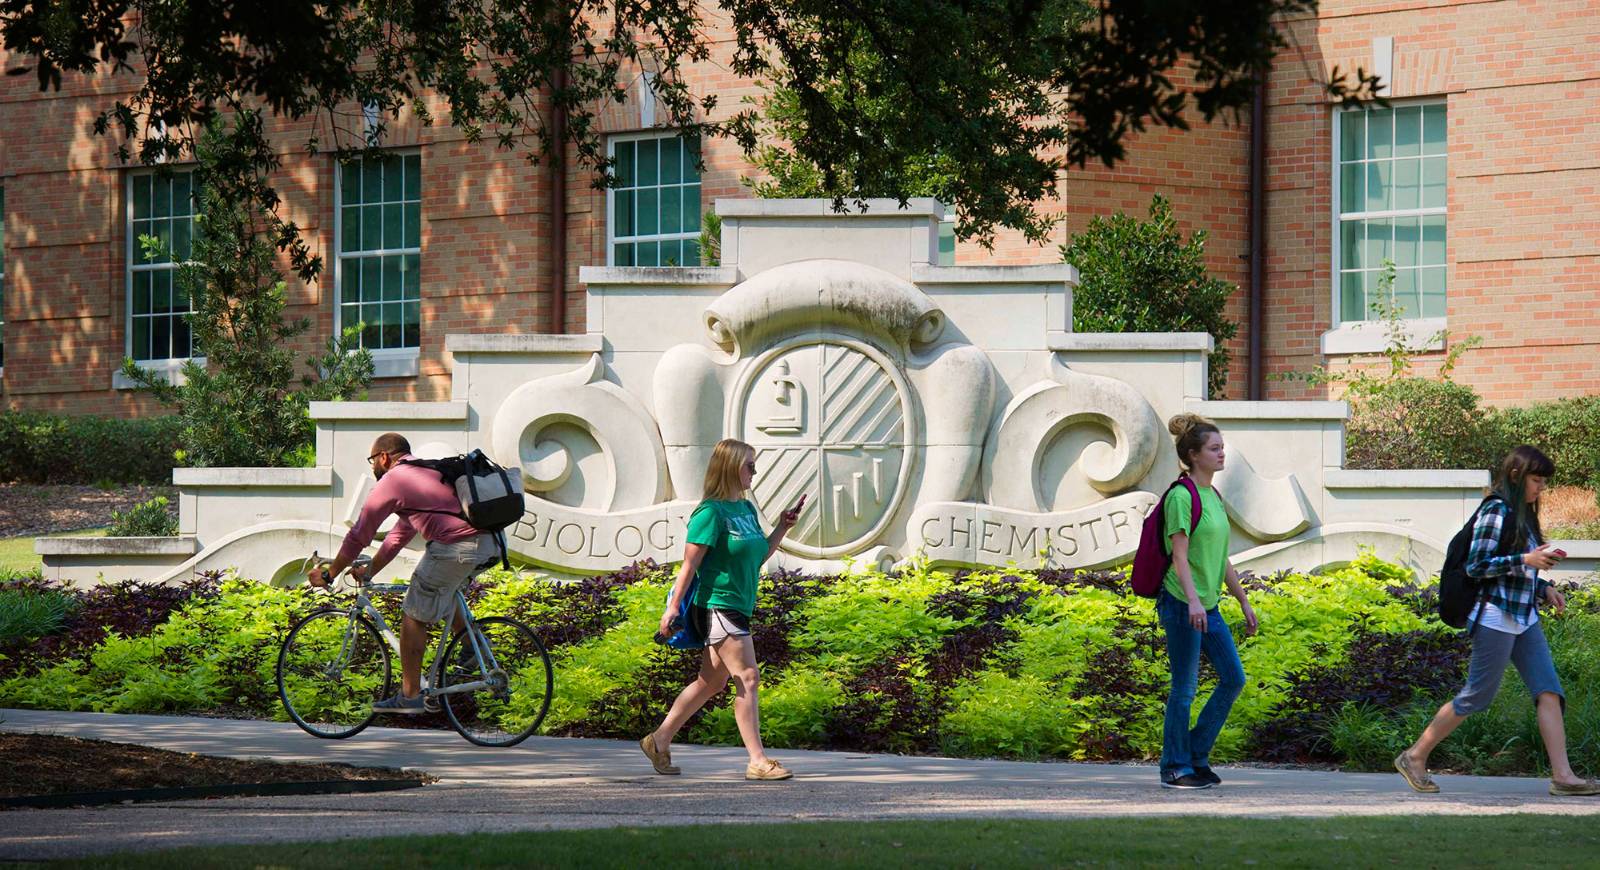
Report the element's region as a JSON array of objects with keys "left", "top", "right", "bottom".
[{"left": 0, "top": 1, "right": 1595, "bottom": 414}]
